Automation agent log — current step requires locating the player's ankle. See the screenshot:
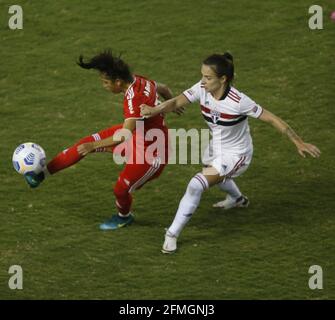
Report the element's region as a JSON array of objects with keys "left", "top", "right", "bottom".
[{"left": 118, "top": 212, "right": 131, "bottom": 218}]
